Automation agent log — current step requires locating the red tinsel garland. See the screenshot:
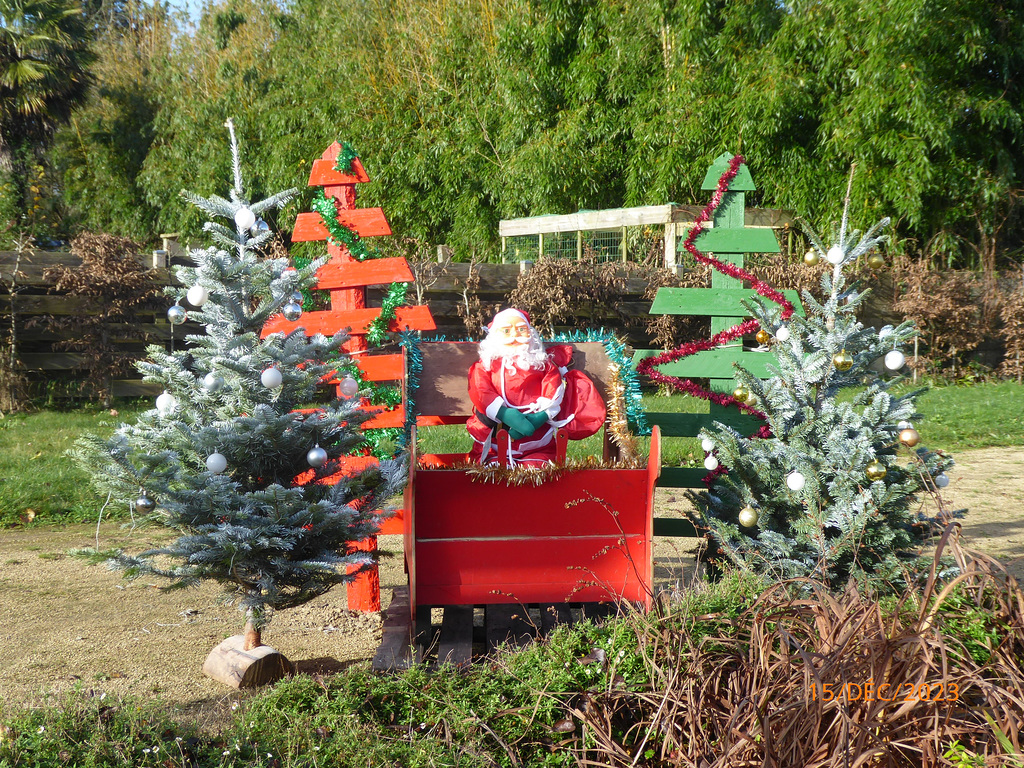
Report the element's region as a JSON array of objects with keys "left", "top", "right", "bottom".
[{"left": 637, "top": 155, "right": 795, "bottom": 420}]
